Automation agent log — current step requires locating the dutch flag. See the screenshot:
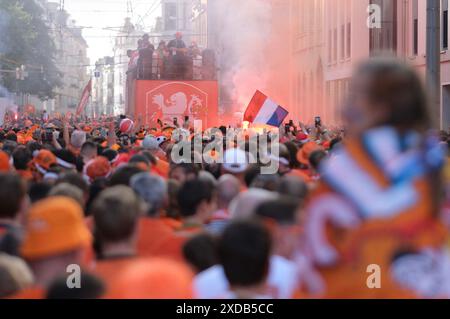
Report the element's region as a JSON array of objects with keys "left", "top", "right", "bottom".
[{"left": 244, "top": 90, "right": 289, "bottom": 127}]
